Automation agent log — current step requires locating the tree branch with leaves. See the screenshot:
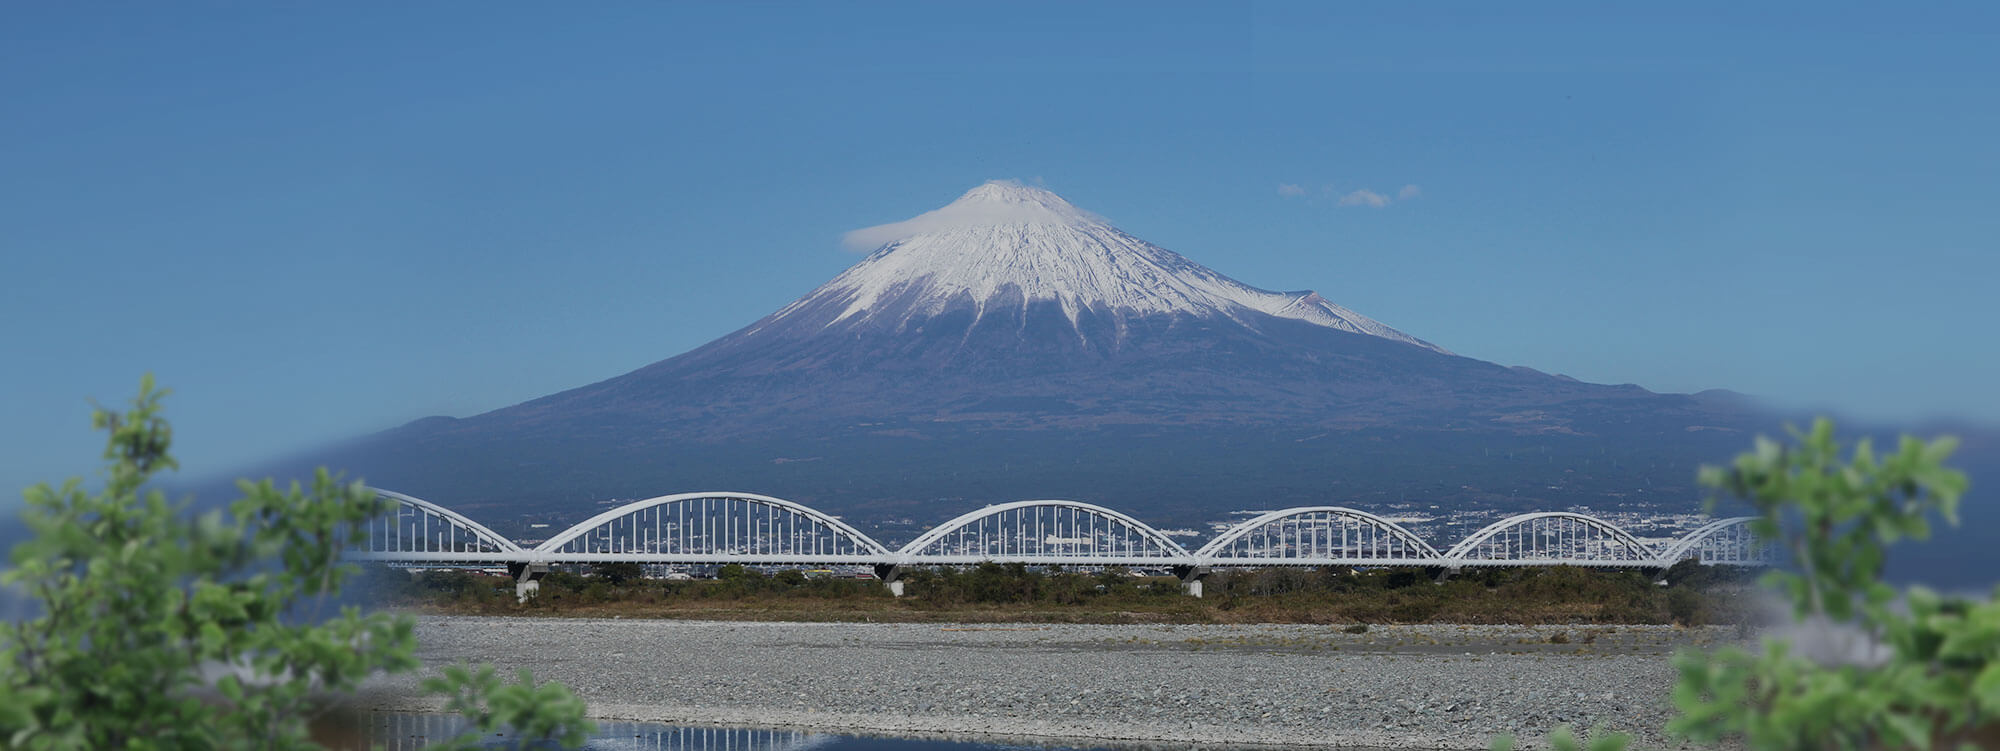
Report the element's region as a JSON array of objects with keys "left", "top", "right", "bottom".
[
  {"left": 0, "top": 376, "right": 594, "bottom": 749},
  {"left": 1672, "top": 418, "right": 1993, "bottom": 751}
]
